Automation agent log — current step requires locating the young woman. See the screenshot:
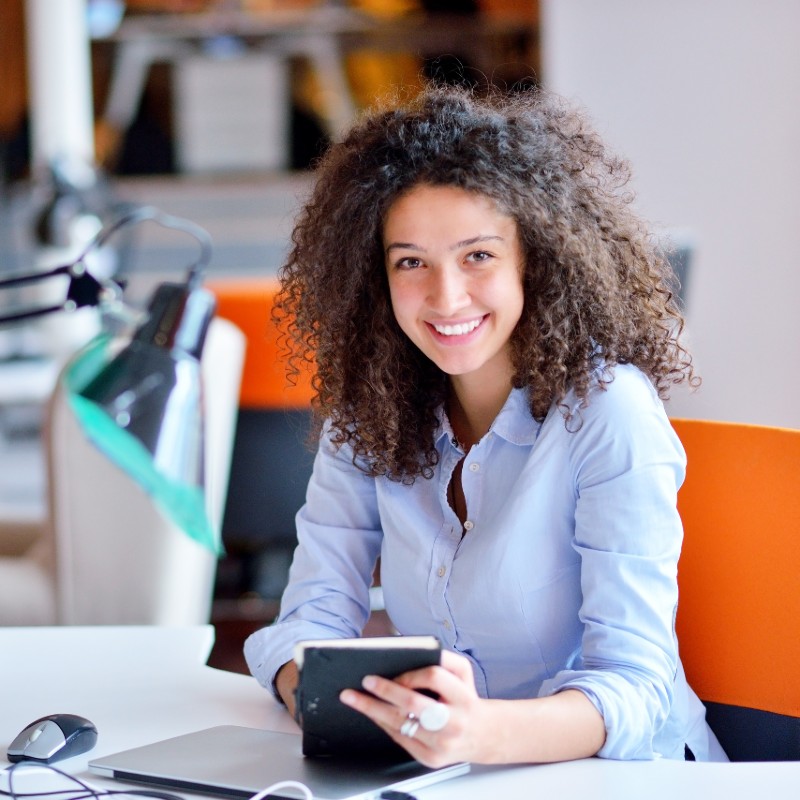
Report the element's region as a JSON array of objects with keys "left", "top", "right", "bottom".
[{"left": 244, "top": 85, "right": 727, "bottom": 765}]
